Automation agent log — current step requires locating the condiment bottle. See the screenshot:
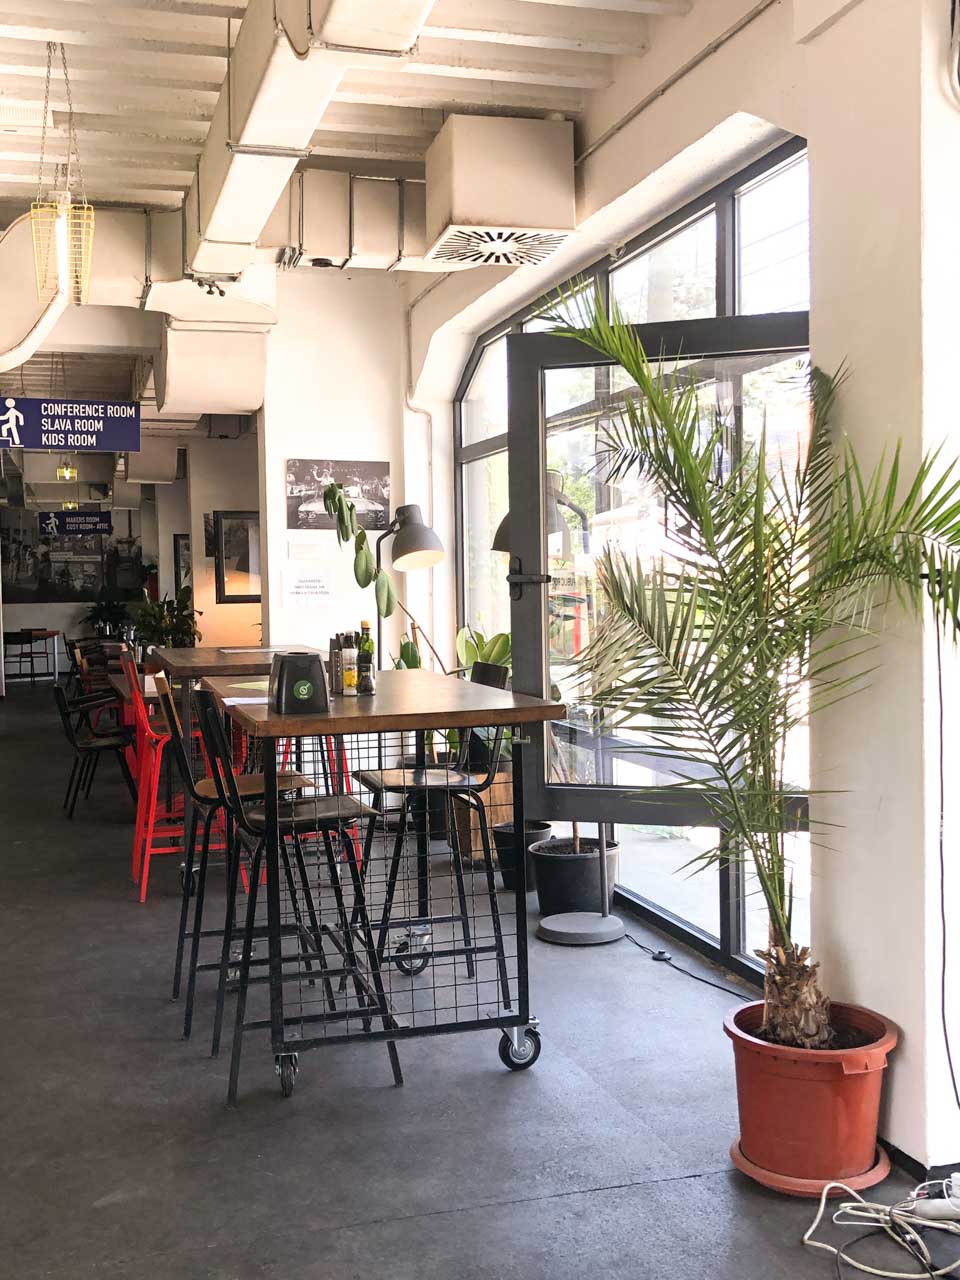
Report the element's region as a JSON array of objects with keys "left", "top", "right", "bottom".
[
  {"left": 342, "top": 632, "right": 359, "bottom": 697},
  {"left": 328, "top": 634, "right": 343, "bottom": 695},
  {"left": 358, "top": 651, "right": 376, "bottom": 695}
]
